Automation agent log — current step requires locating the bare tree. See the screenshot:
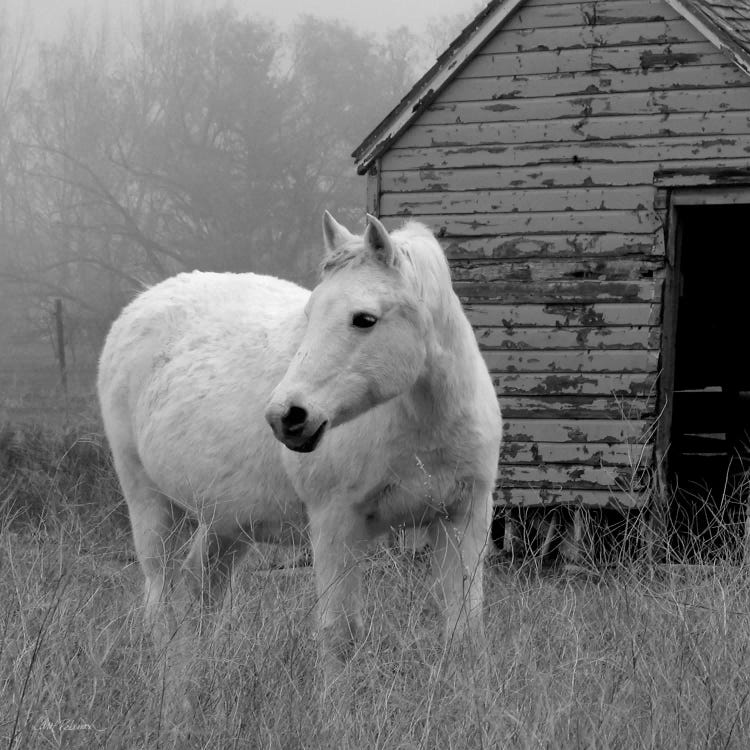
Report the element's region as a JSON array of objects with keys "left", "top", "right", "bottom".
[{"left": 0, "top": 4, "right": 431, "bottom": 350}]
